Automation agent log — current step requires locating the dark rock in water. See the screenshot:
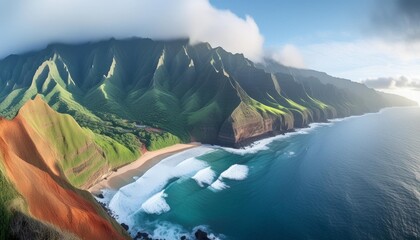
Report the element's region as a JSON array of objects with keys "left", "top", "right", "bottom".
[
  {"left": 96, "top": 193, "right": 104, "bottom": 199},
  {"left": 134, "top": 231, "right": 152, "bottom": 240},
  {"left": 195, "top": 229, "right": 210, "bottom": 240},
  {"left": 121, "top": 223, "right": 129, "bottom": 231},
  {"left": 180, "top": 235, "right": 187, "bottom": 240}
]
